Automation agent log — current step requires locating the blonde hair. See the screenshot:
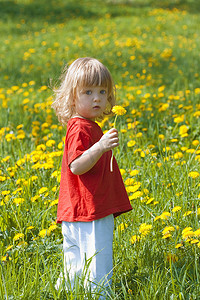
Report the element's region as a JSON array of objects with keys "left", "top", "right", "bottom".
[{"left": 52, "top": 57, "right": 116, "bottom": 125}]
